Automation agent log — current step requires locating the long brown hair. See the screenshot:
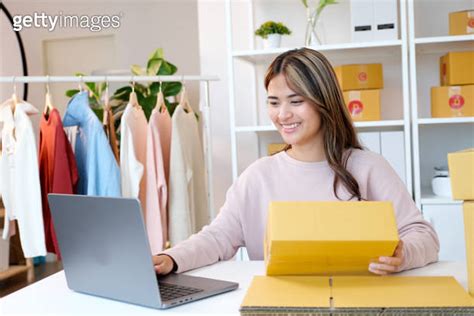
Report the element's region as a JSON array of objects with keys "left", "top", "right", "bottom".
[{"left": 264, "top": 48, "right": 363, "bottom": 201}]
